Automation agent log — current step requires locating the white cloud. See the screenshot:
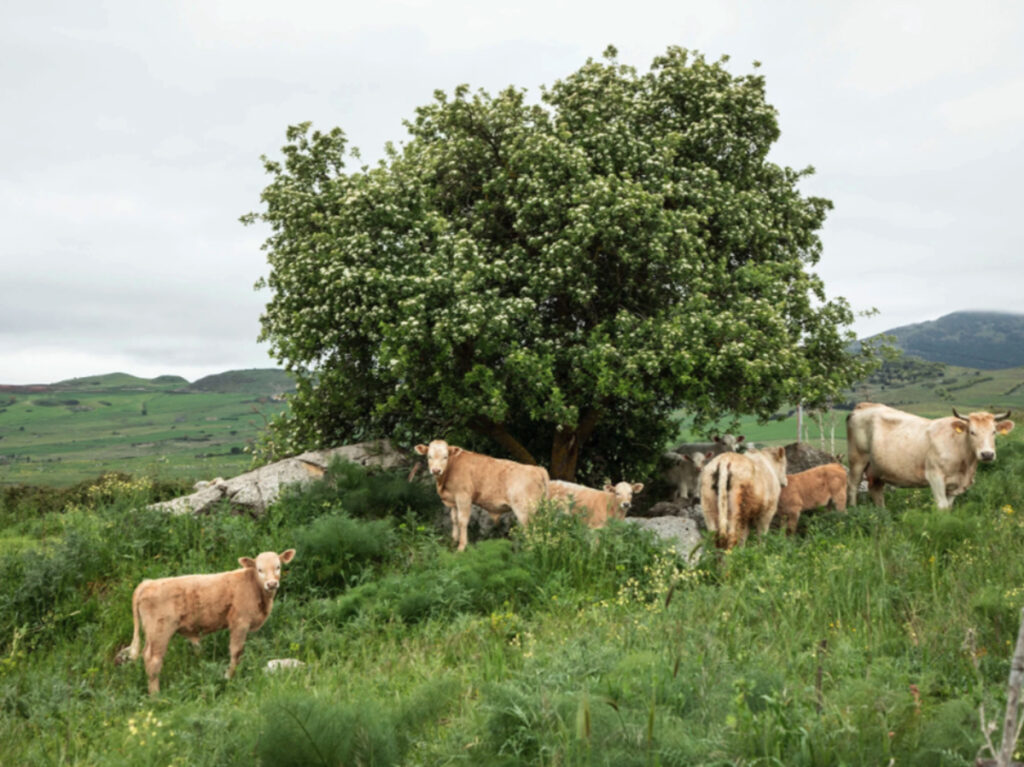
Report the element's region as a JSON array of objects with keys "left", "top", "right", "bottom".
[{"left": 939, "top": 76, "right": 1024, "bottom": 134}]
